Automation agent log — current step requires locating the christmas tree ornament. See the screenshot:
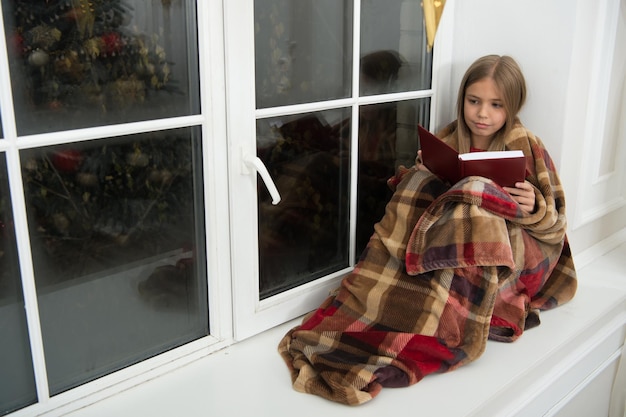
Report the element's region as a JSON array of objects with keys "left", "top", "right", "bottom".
[
  {"left": 71, "top": 0, "right": 96, "bottom": 38},
  {"left": 51, "top": 149, "right": 83, "bottom": 173},
  {"left": 148, "top": 169, "right": 173, "bottom": 185},
  {"left": 101, "top": 32, "right": 122, "bottom": 56},
  {"left": 23, "top": 158, "right": 38, "bottom": 171},
  {"left": 27, "top": 24, "right": 61, "bottom": 49},
  {"left": 77, "top": 172, "right": 98, "bottom": 187},
  {"left": 126, "top": 151, "right": 149, "bottom": 167},
  {"left": 28, "top": 49, "right": 49, "bottom": 67},
  {"left": 51, "top": 213, "right": 70, "bottom": 234},
  {"left": 9, "top": 33, "right": 25, "bottom": 56},
  {"left": 82, "top": 37, "right": 101, "bottom": 59},
  {"left": 110, "top": 76, "right": 145, "bottom": 107}
]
